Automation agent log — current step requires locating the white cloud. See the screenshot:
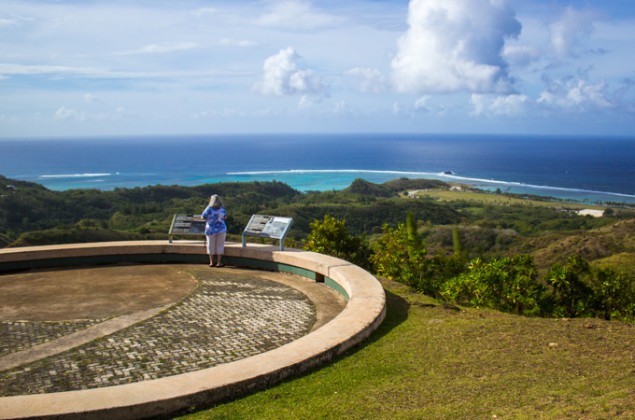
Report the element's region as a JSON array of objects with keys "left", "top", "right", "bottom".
[
  {"left": 54, "top": 105, "right": 124, "bottom": 122},
  {"left": 256, "top": 0, "right": 346, "bottom": 30},
  {"left": 54, "top": 106, "right": 85, "bottom": 121},
  {"left": 116, "top": 42, "right": 200, "bottom": 56},
  {"left": 0, "top": 63, "right": 102, "bottom": 78},
  {"left": 193, "top": 108, "right": 247, "bottom": 120},
  {"left": 391, "top": 0, "right": 521, "bottom": 94},
  {"left": 83, "top": 93, "right": 103, "bottom": 104},
  {"left": 297, "top": 95, "right": 319, "bottom": 109},
  {"left": 414, "top": 96, "right": 431, "bottom": 111},
  {"left": 471, "top": 93, "right": 529, "bottom": 116},
  {"left": 0, "top": 62, "right": 238, "bottom": 81},
  {"left": 538, "top": 78, "right": 614, "bottom": 110},
  {"left": 0, "top": 13, "right": 33, "bottom": 27},
  {"left": 254, "top": 47, "right": 326, "bottom": 96},
  {"left": 217, "top": 38, "right": 258, "bottom": 48},
  {"left": 549, "top": 7, "right": 599, "bottom": 58},
  {"left": 346, "top": 67, "right": 389, "bottom": 93}
]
